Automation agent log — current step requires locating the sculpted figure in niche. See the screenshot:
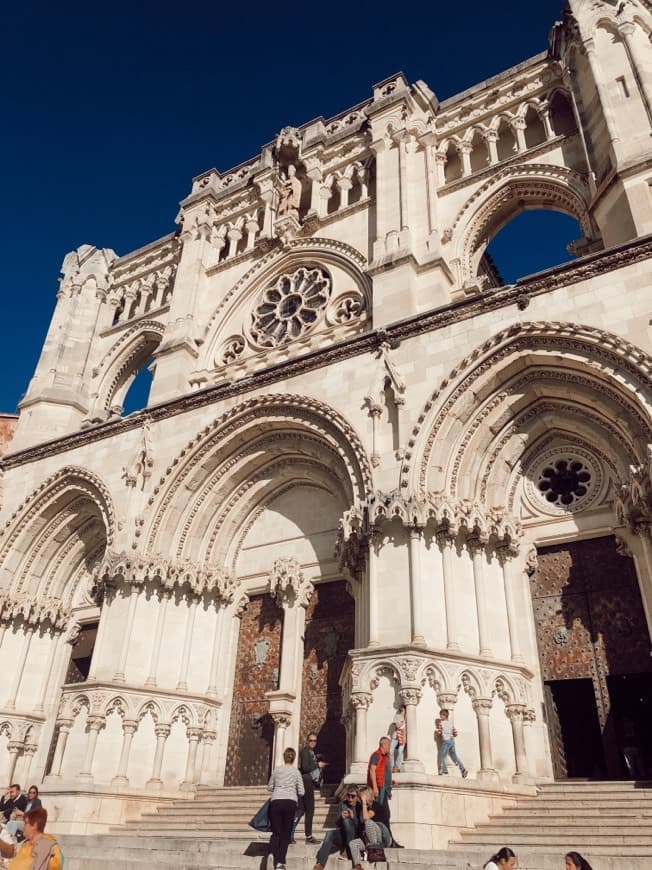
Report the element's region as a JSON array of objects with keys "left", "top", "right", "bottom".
[{"left": 277, "top": 164, "right": 302, "bottom": 218}]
